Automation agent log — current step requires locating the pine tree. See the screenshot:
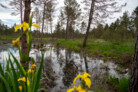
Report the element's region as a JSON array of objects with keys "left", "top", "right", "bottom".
[{"left": 63, "top": 0, "right": 81, "bottom": 39}]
